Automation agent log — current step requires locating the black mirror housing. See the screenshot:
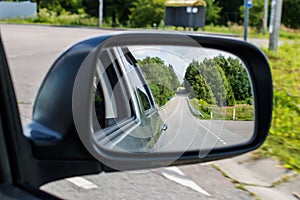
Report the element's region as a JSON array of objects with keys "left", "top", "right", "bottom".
[{"left": 25, "top": 32, "right": 272, "bottom": 177}]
